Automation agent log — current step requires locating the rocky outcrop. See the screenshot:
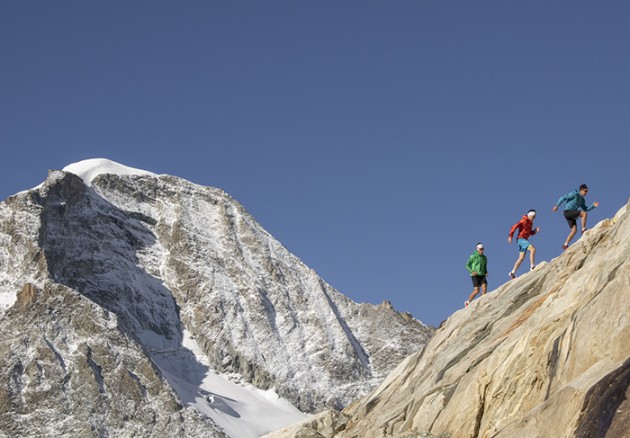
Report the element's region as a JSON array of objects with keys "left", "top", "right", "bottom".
[{"left": 266, "top": 199, "right": 630, "bottom": 437}]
